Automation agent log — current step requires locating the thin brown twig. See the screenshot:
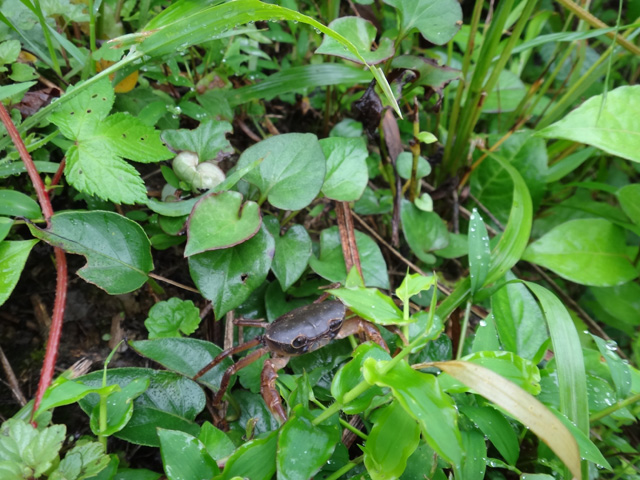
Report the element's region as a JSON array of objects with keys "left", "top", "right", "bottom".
[
  {"left": 148, "top": 273, "right": 200, "bottom": 293},
  {"left": 336, "top": 202, "right": 364, "bottom": 279},
  {"left": 0, "top": 344, "right": 27, "bottom": 406}
]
